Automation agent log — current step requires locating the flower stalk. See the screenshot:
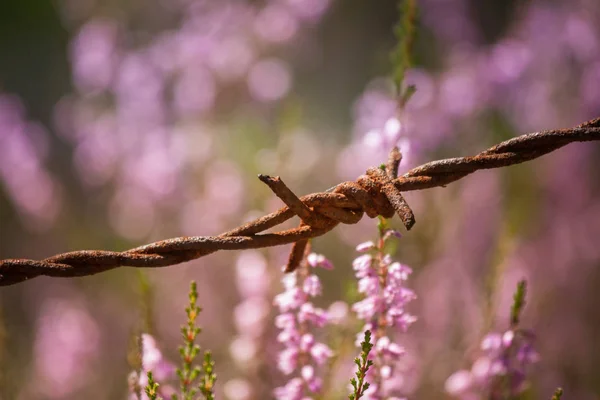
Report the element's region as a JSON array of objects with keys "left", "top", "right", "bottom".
[
  {"left": 351, "top": 218, "right": 416, "bottom": 398},
  {"left": 273, "top": 249, "right": 334, "bottom": 399}
]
